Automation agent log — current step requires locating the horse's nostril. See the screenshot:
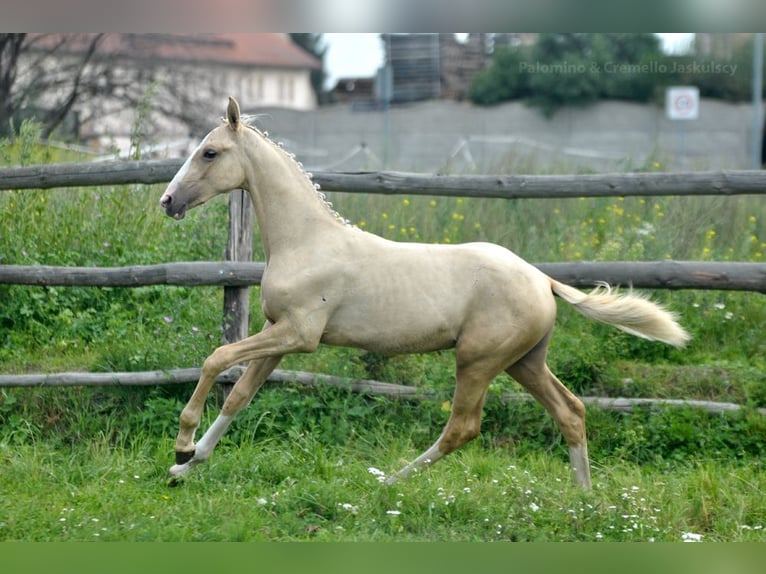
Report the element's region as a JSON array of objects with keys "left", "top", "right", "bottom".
[{"left": 160, "top": 194, "right": 172, "bottom": 208}]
